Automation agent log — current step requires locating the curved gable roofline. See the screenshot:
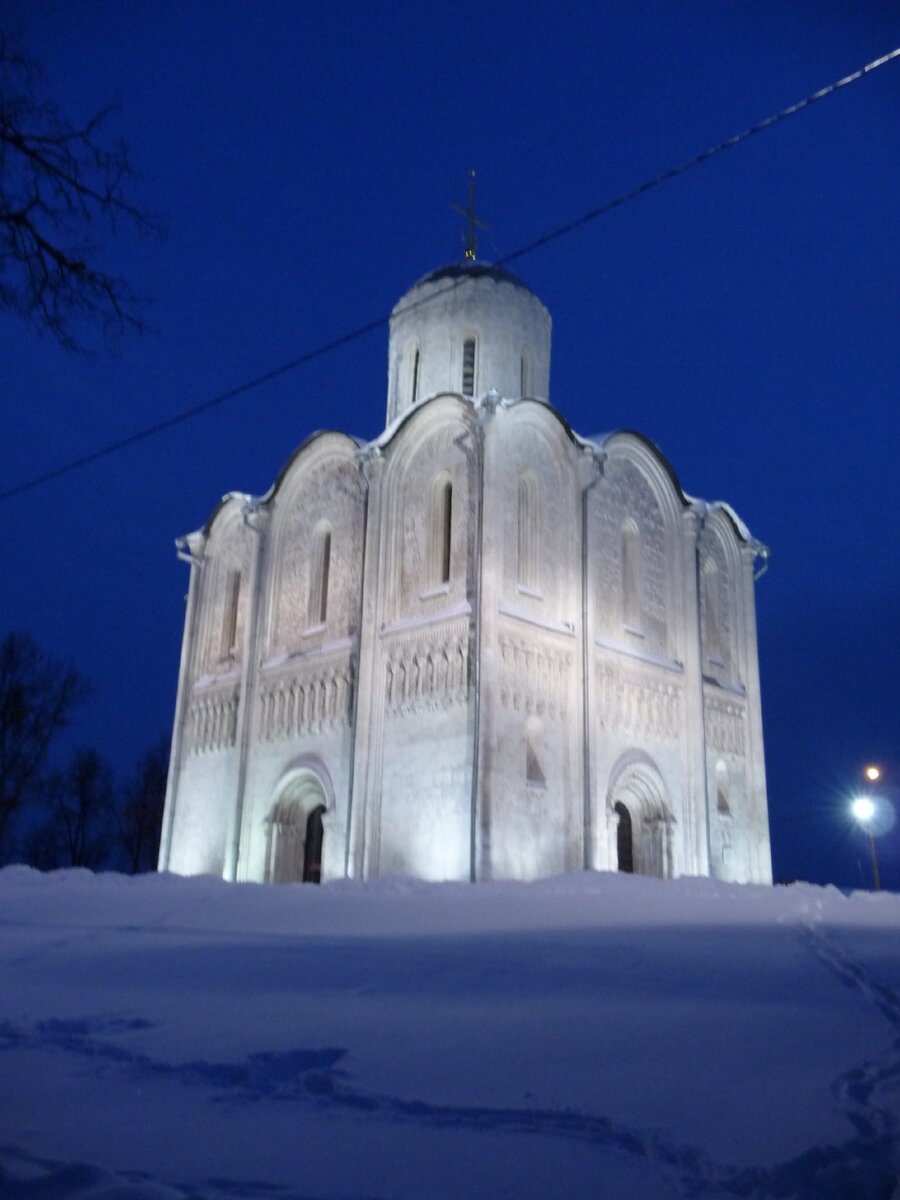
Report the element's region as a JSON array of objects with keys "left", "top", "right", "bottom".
[
  {"left": 595, "top": 429, "right": 691, "bottom": 508},
  {"left": 368, "top": 390, "right": 475, "bottom": 453},
  {"left": 707, "top": 500, "right": 762, "bottom": 549},
  {"left": 199, "top": 490, "right": 253, "bottom": 538},
  {"left": 499, "top": 395, "right": 590, "bottom": 452},
  {"left": 265, "top": 429, "right": 365, "bottom": 502}
]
